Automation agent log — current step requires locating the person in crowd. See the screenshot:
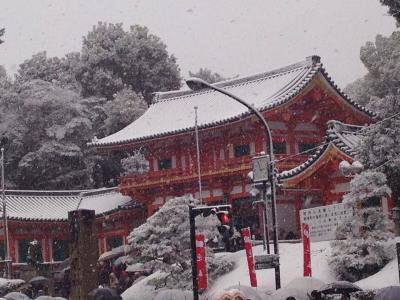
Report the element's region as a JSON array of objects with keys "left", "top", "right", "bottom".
[
  {"left": 341, "top": 293, "right": 350, "bottom": 300},
  {"left": 109, "top": 271, "right": 119, "bottom": 290},
  {"left": 98, "top": 261, "right": 110, "bottom": 287}
]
